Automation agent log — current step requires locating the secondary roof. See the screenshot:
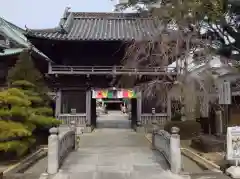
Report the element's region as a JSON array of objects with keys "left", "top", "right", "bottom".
[{"left": 0, "top": 17, "right": 51, "bottom": 60}]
